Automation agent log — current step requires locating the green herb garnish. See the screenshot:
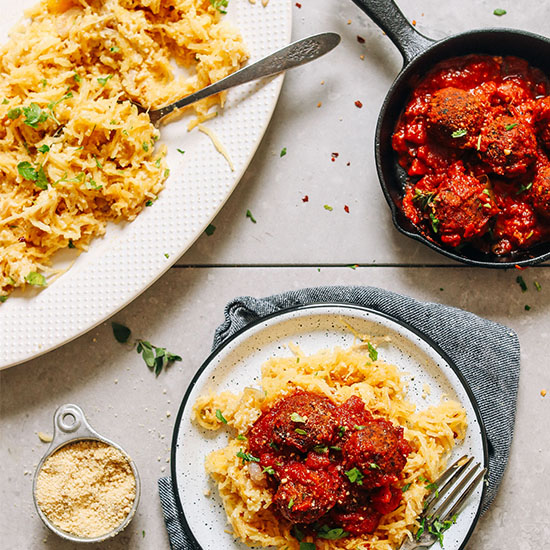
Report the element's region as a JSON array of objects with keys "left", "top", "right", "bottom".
[
  {"left": 209, "top": 0, "right": 228, "bottom": 14},
  {"left": 428, "top": 516, "right": 457, "bottom": 547},
  {"left": 262, "top": 466, "right": 275, "bottom": 475},
  {"left": 416, "top": 518, "right": 426, "bottom": 540},
  {"left": 345, "top": 467, "right": 364, "bottom": 485},
  {"left": 516, "top": 275, "right": 527, "bottom": 292},
  {"left": 177, "top": 148, "right": 185, "bottom": 155},
  {"left": 97, "top": 74, "right": 113, "bottom": 87},
  {"left": 236, "top": 434, "right": 247, "bottom": 441},
  {"left": 493, "top": 8, "right": 507, "bottom": 16},
  {"left": 505, "top": 123, "right": 518, "bottom": 131},
  {"left": 23, "top": 103, "right": 48, "bottom": 128},
  {"left": 112, "top": 322, "right": 131, "bottom": 343},
  {"left": 367, "top": 342, "right": 378, "bottom": 361},
  {"left": 215, "top": 409, "right": 228, "bottom": 424},
  {"left": 402, "top": 483, "right": 411, "bottom": 492},
  {"left": 338, "top": 426, "right": 347, "bottom": 437},
  {"left": 142, "top": 142, "right": 149, "bottom": 152},
  {"left": 37, "top": 144, "right": 50, "bottom": 153},
  {"left": 246, "top": 209, "right": 257, "bottom": 223},
  {"left": 534, "top": 281, "right": 542, "bottom": 292},
  {"left": 110, "top": 46, "right": 120, "bottom": 53},
  {"left": 136, "top": 340, "right": 182, "bottom": 376},
  {"left": 280, "top": 147, "right": 287, "bottom": 157},
  {"left": 313, "top": 445, "right": 329, "bottom": 453},
  {"left": 317, "top": 525, "right": 350, "bottom": 540},
  {"left": 25, "top": 272, "right": 46, "bottom": 287},
  {"left": 295, "top": 428, "right": 307, "bottom": 435},
  {"left": 451, "top": 129, "right": 467, "bottom": 138},
  {"left": 7, "top": 107, "right": 21, "bottom": 120},
  {"left": 288, "top": 498, "right": 294, "bottom": 509},
  {"left": 205, "top": 223, "right": 216, "bottom": 236},
  {"left": 236, "top": 450, "right": 260, "bottom": 464},
  {"left": 73, "top": 73, "right": 81, "bottom": 83},
  {"left": 412, "top": 189, "right": 435, "bottom": 210},
  {"left": 299, "top": 544, "right": 315, "bottom": 550},
  {"left": 369, "top": 463, "right": 381, "bottom": 470},
  {"left": 290, "top": 412, "right": 307, "bottom": 423},
  {"left": 323, "top": 204, "right": 333, "bottom": 211},
  {"left": 429, "top": 213, "right": 440, "bottom": 233}
]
